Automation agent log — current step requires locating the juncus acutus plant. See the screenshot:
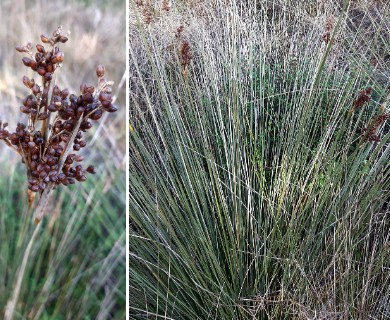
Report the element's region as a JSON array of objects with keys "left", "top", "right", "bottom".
[{"left": 0, "top": 27, "right": 117, "bottom": 223}]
